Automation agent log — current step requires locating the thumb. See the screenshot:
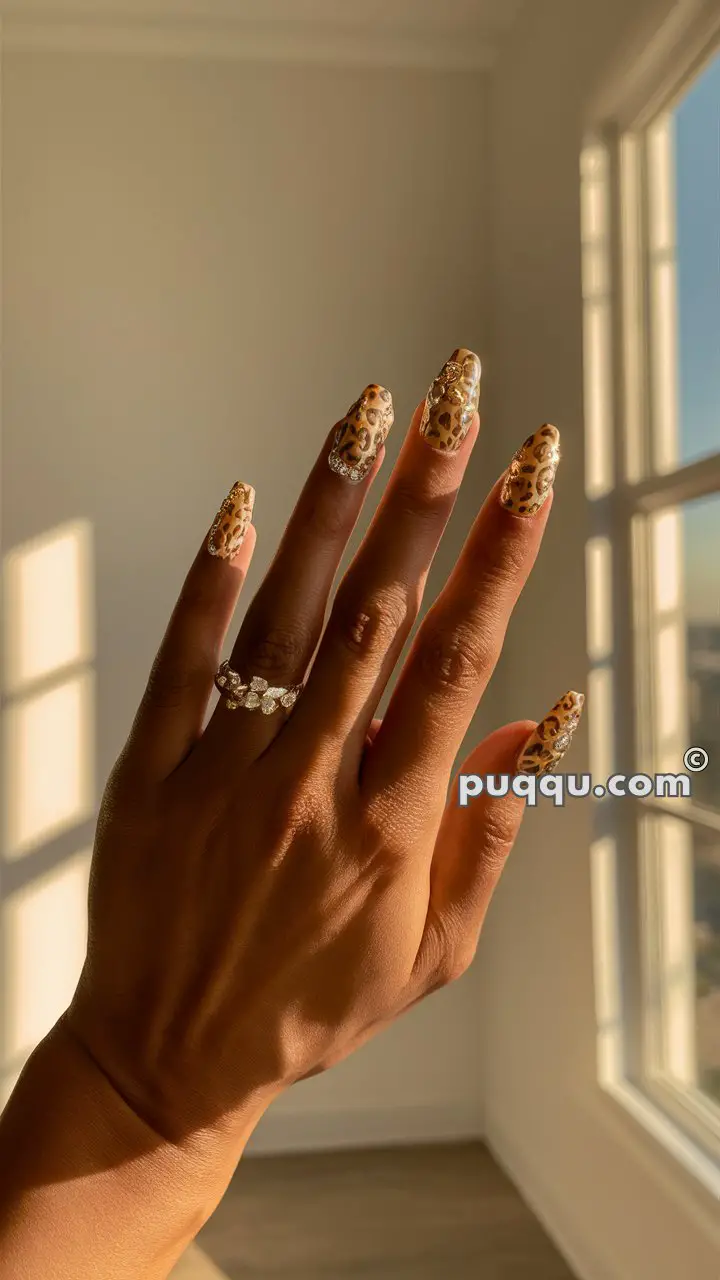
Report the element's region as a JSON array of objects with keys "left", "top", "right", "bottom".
[
  {"left": 428, "top": 719, "right": 535, "bottom": 932},
  {"left": 424, "top": 688, "right": 585, "bottom": 960}
]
